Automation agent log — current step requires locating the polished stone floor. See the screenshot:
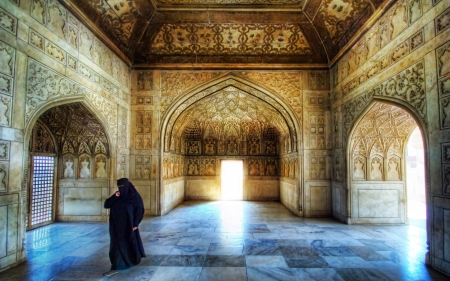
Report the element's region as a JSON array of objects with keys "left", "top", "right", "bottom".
[{"left": 0, "top": 201, "right": 448, "bottom": 281}]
